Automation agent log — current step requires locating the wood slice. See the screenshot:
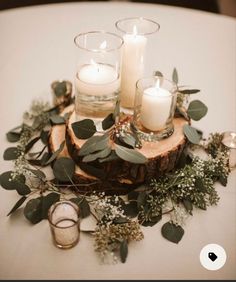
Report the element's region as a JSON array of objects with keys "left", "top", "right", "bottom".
[{"left": 49, "top": 106, "right": 188, "bottom": 193}]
